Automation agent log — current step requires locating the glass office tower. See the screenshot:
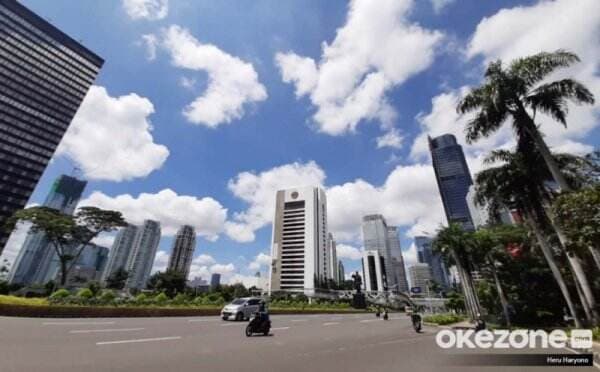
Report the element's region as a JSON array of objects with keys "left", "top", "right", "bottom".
[
  {"left": 0, "top": 0, "right": 103, "bottom": 254},
  {"left": 428, "top": 134, "right": 475, "bottom": 231}
]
